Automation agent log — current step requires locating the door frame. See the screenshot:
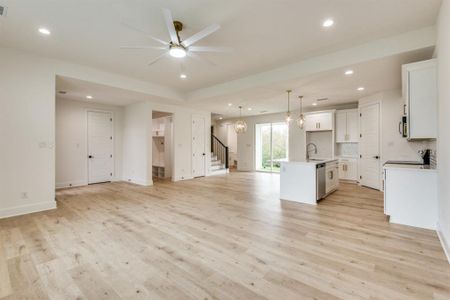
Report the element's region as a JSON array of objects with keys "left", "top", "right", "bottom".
[
  {"left": 191, "top": 114, "right": 206, "bottom": 178},
  {"left": 86, "top": 109, "right": 115, "bottom": 184},
  {"left": 358, "top": 99, "right": 382, "bottom": 190}
]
